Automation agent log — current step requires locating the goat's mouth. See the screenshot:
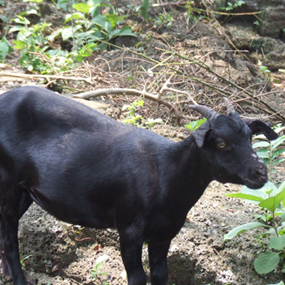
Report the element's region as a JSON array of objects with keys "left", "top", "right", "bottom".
[{"left": 243, "top": 176, "right": 268, "bottom": 189}]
